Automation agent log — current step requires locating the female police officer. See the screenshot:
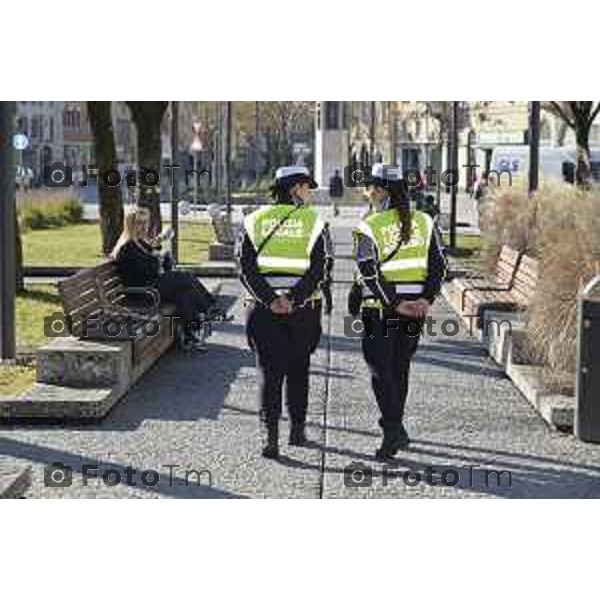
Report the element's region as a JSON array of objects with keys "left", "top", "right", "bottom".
[
  {"left": 239, "top": 166, "right": 331, "bottom": 459},
  {"left": 353, "top": 163, "right": 445, "bottom": 461}
]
